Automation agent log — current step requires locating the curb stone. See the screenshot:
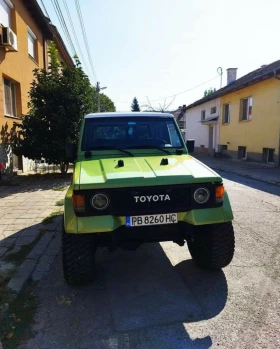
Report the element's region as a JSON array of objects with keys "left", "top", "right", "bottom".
[
  {"left": 212, "top": 166, "right": 280, "bottom": 187},
  {"left": 0, "top": 228, "right": 62, "bottom": 332},
  {"left": 5, "top": 229, "right": 59, "bottom": 295}
]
